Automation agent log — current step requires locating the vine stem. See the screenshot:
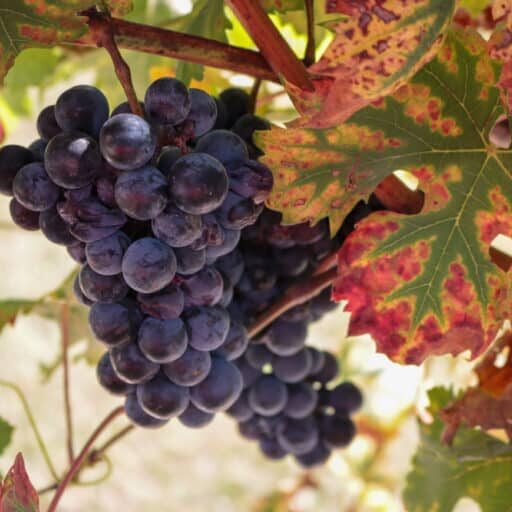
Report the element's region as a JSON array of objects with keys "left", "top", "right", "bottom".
[
  {"left": 249, "top": 78, "right": 262, "bottom": 115},
  {"left": 304, "top": 0, "right": 316, "bottom": 66},
  {"left": 60, "top": 303, "right": 74, "bottom": 466},
  {"left": 47, "top": 406, "right": 125, "bottom": 512},
  {"left": 86, "top": 11, "right": 143, "bottom": 116},
  {"left": 226, "top": 0, "right": 314, "bottom": 91},
  {"left": 247, "top": 267, "right": 338, "bottom": 339},
  {"left": 87, "top": 425, "right": 135, "bottom": 465},
  {"left": 0, "top": 380, "right": 59, "bottom": 482},
  {"left": 68, "top": 16, "right": 278, "bottom": 83}
]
